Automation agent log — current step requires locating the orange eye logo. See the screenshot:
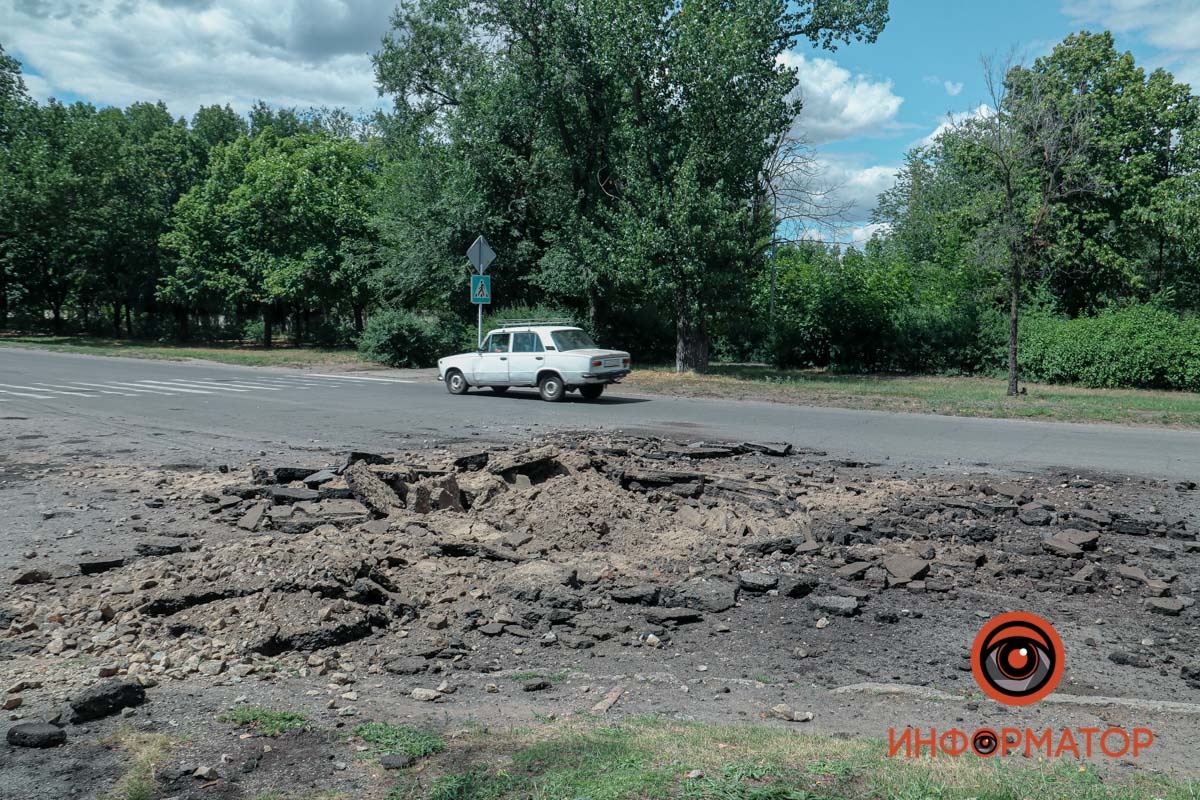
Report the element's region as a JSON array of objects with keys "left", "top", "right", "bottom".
[{"left": 971, "top": 612, "right": 1064, "bottom": 706}]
